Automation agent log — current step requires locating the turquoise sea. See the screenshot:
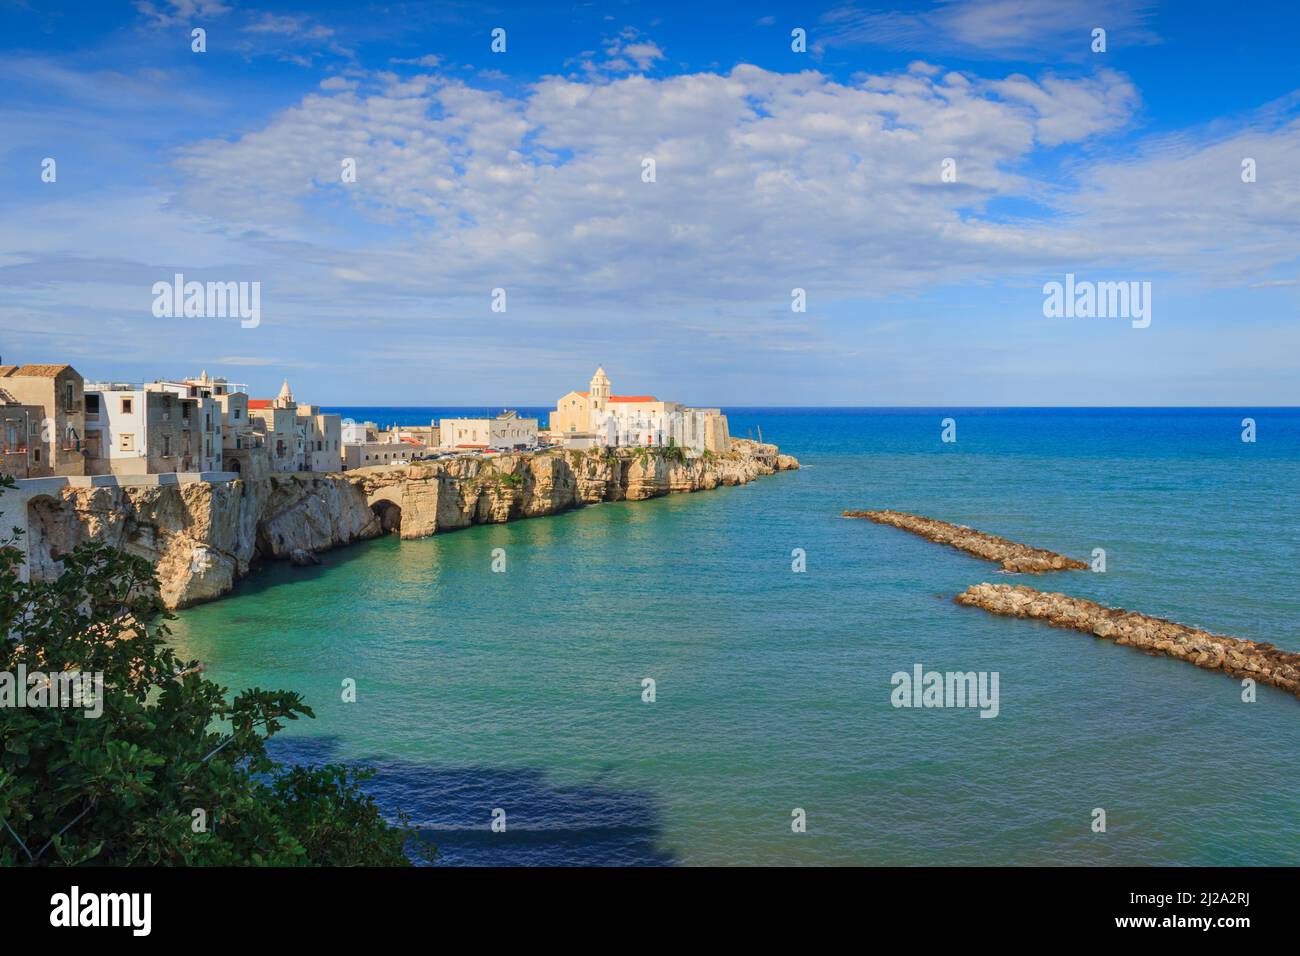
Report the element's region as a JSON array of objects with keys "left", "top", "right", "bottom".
[{"left": 167, "top": 408, "right": 1300, "bottom": 865}]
